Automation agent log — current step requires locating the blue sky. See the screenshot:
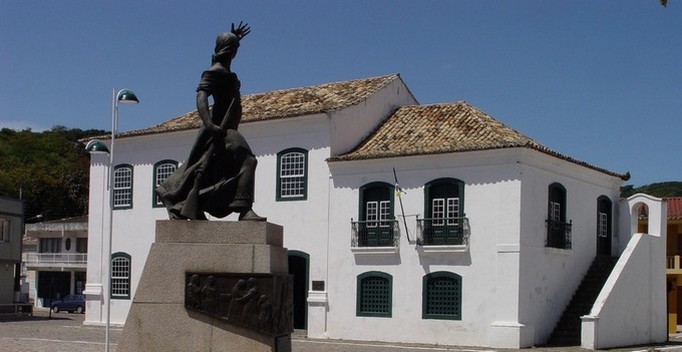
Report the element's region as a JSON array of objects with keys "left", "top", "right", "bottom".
[{"left": 1, "top": 1, "right": 680, "bottom": 187}]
